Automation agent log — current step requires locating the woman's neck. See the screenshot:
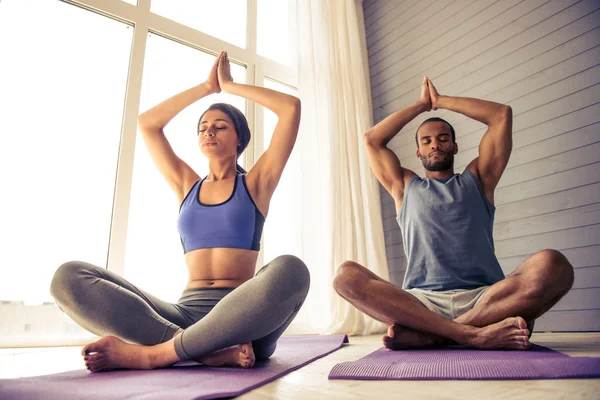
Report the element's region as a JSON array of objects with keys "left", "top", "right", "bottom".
[{"left": 207, "top": 159, "right": 237, "bottom": 181}]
